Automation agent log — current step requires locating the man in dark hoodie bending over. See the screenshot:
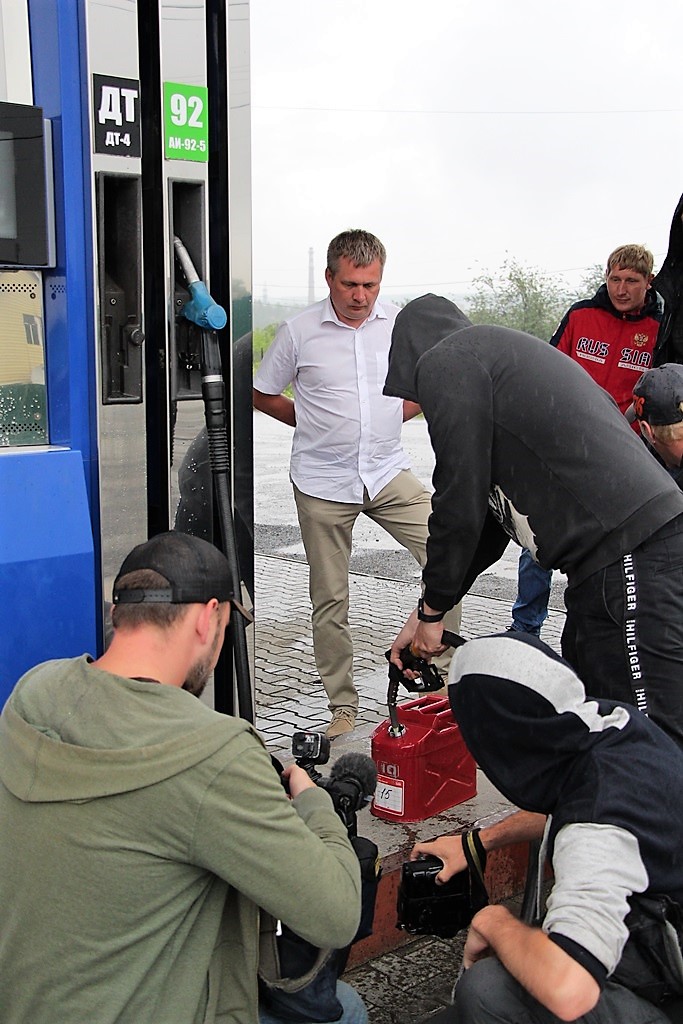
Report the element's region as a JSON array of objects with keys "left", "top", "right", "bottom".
[{"left": 384, "top": 295, "right": 683, "bottom": 746}]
